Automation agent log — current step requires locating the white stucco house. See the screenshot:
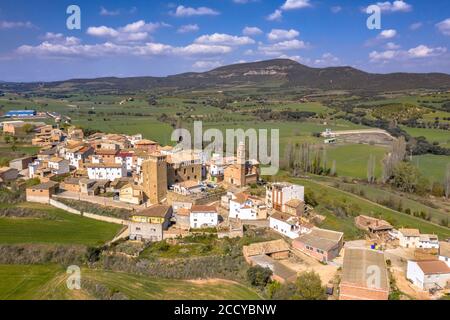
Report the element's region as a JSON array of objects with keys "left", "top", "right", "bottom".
[
  {"left": 406, "top": 260, "right": 450, "bottom": 291},
  {"left": 86, "top": 163, "right": 127, "bottom": 181},
  {"left": 229, "top": 193, "right": 267, "bottom": 220},
  {"left": 190, "top": 205, "right": 218, "bottom": 229},
  {"left": 398, "top": 228, "right": 439, "bottom": 249},
  {"left": 266, "top": 182, "right": 304, "bottom": 213},
  {"left": 269, "top": 212, "right": 312, "bottom": 239},
  {"left": 48, "top": 157, "right": 70, "bottom": 175}
]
